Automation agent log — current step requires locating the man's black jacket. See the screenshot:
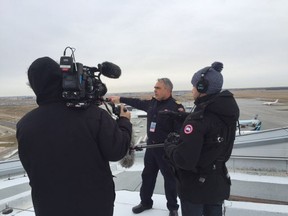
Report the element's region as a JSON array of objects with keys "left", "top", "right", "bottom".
[{"left": 120, "top": 96, "right": 184, "bottom": 145}]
